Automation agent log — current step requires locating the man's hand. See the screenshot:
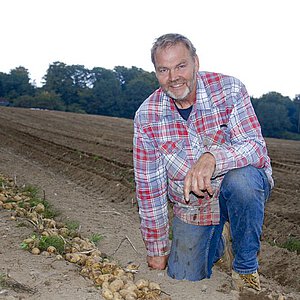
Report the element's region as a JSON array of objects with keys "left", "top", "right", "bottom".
[
  {"left": 147, "top": 255, "right": 168, "bottom": 270},
  {"left": 184, "top": 152, "right": 216, "bottom": 202}
]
